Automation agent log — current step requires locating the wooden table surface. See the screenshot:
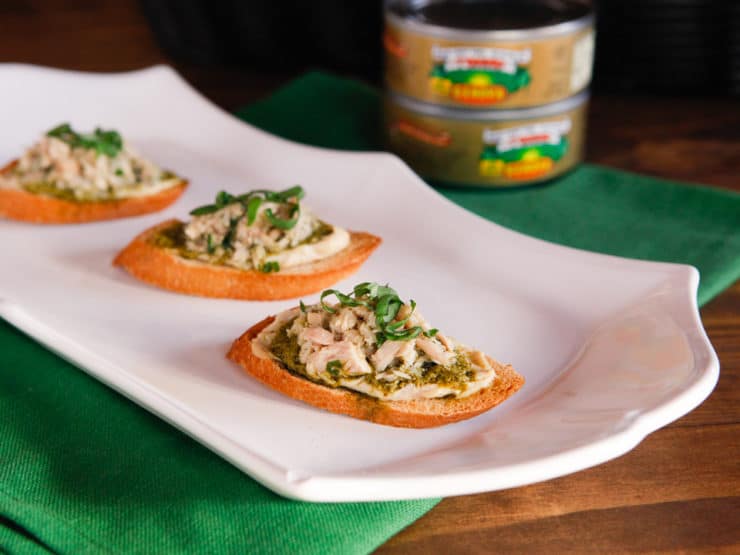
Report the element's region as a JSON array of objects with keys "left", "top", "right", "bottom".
[{"left": 3, "top": 2, "right": 738, "bottom": 553}]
